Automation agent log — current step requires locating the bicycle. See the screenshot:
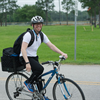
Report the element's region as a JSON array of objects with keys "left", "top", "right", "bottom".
[{"left": 5, "top": 56, "right": 85, "bottom": 100}]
